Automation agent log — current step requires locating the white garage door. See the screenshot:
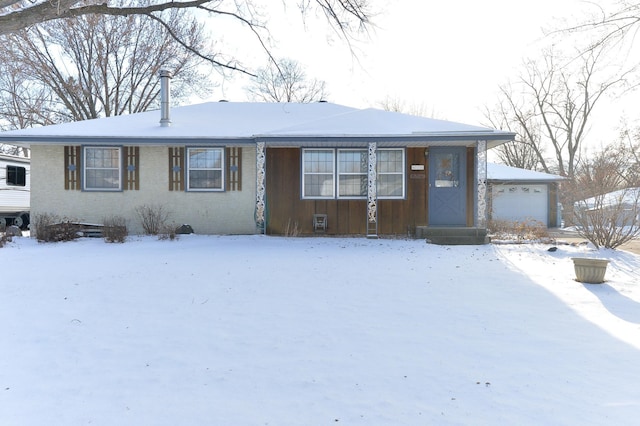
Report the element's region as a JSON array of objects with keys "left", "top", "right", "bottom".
[{"left": 491, "top": 184, "right": 548, "bottom": 225}]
